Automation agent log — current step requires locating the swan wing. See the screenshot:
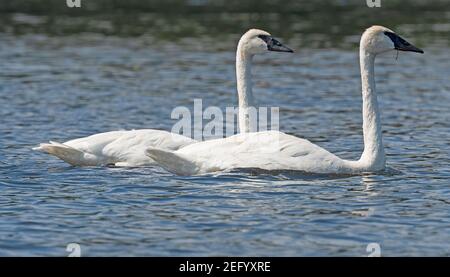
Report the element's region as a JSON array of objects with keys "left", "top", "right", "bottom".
[{"left": 102, "top": 129, "right": 195, "bottom": 165}]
